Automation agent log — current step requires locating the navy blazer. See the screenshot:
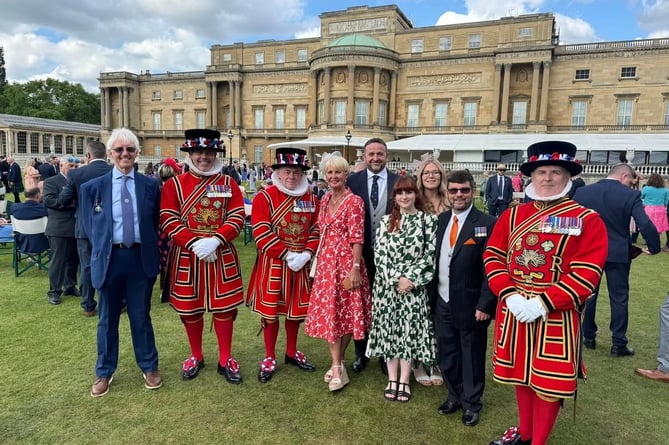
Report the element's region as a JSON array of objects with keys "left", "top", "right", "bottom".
[
  {"left": 430, "top": 207, "right": 497, "bottom": 329},
  {"left": 484, "top": 174, "right": 513, "bottom": 204},
  {"left": 346, "top": 168, "right": 399, "bottom": 270},
  {"left": 59, "top": 160, "right": 113, "bottom": 239},
  {"left": 573, "top": 178, "right": 660, "bottom": 262},
  {"left": 79, "top": 171, "right": 160, "bottom": 289},
  {"left": 38, "top": 162, "right": 58, "bottom": 181},
  {"left": 10, "top": 200, "right": 49, "bottom": 253}
]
